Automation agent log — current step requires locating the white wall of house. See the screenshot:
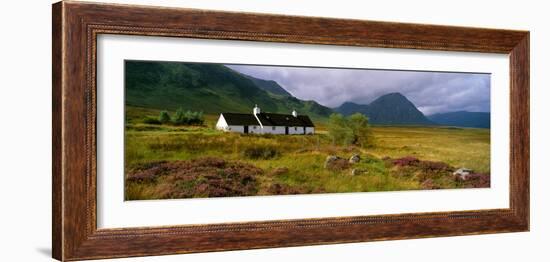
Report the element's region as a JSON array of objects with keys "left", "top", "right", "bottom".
[
  {"left": 288, "top": 126, "right": 305, "bottom": 135},
  {"left": 225, "top": 125, "right": 245, "bottom": 133},
  {"left": 248, "top": 125, "right": 262, "bottom": 134},
  {"left": 216, "top": 113, "right": 315, "bottom": 135},
  {"left": 262, "top": 126, "right": 286, "bottom": 135},
  {"left": 218, "top": 124, "right": 314, "bottom": 135}
]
